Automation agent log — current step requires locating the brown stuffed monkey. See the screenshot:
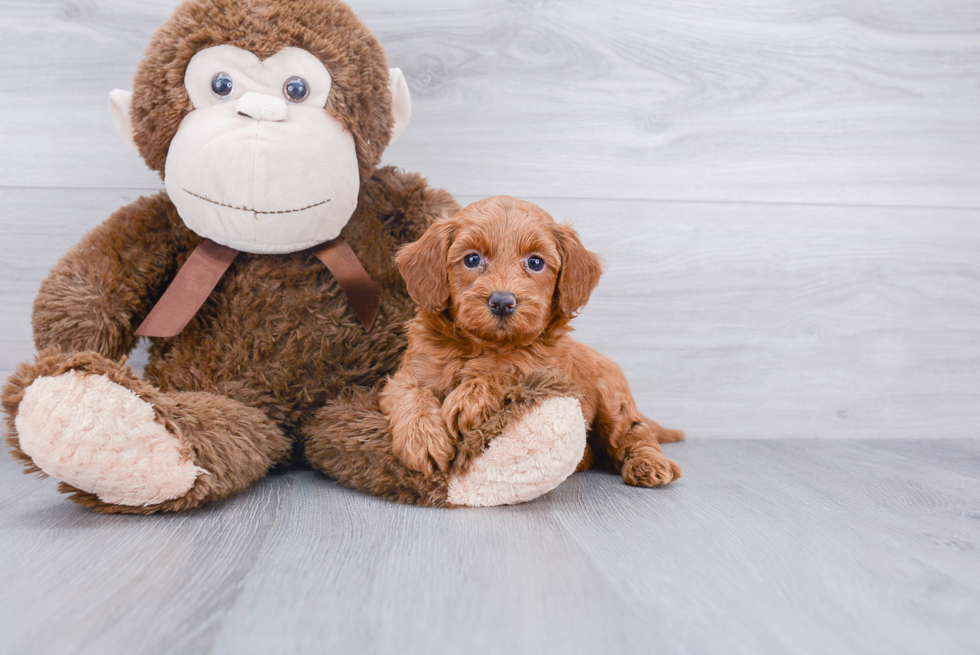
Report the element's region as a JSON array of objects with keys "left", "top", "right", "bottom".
[{"left": 1, "top": 0, "right": 588, "bottom": 512}]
